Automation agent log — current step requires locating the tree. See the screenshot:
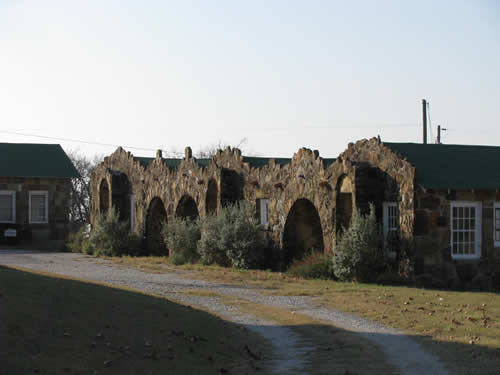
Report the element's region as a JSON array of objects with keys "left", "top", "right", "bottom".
[{"left": 67, "top": 150, "right": 102, "bottom": 226}]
